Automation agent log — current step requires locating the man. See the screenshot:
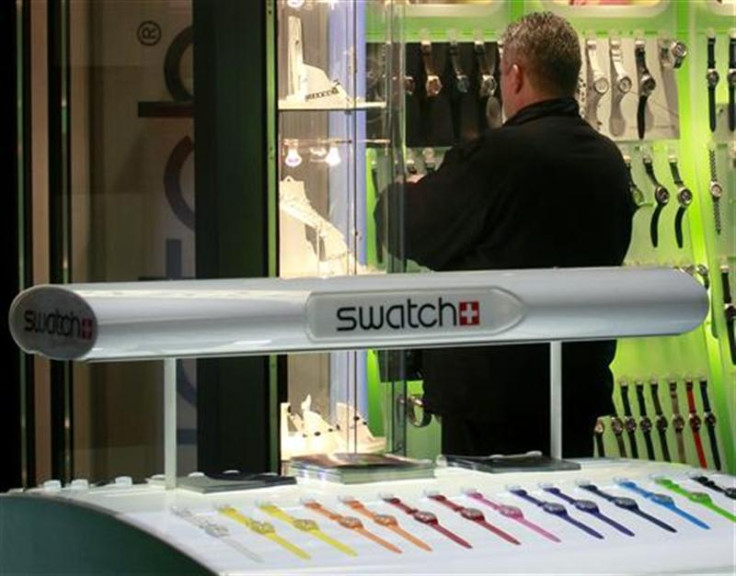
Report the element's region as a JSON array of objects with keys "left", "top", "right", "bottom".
[{"left": 378, "top": 12, "right": 634, "bottom": 457}]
